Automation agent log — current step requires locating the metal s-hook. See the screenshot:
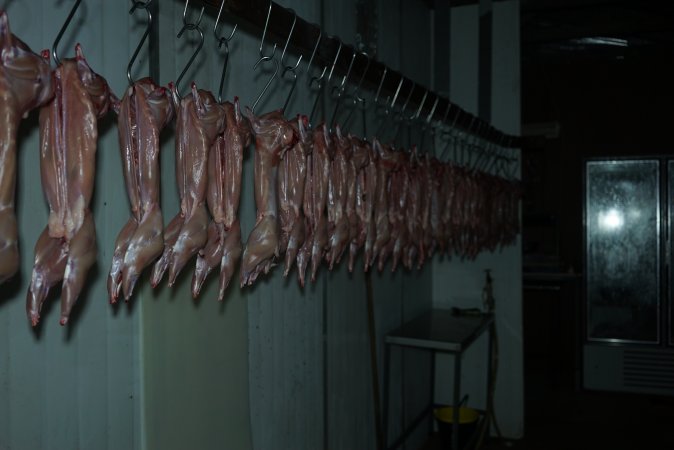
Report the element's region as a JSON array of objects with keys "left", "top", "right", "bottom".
[
  {"left": 419, "top": 94, "right": 439, "bottom": 153},
  {"left": 306, "top": 29, "right": 327, "bottom": 124},
  {"left": 372, "top": 67, "right": 387, "bottom": 107},
  {"left": 397, "top": 82, "right": 415, "bottom": 120},
  {"left": 440, "top": 108, "right": 460, "bottom": 161},
  {"left": 280, "top": 9, "right": 303, "bottom": 113},
  {"left": 280, "top": 9, "right": 302, "bottom": 71},
  {"left": 182, "top": 0, "right": 204, "bottom": 26},
  {"left": 309, "top": 36, "right": 340, "bottom": 123},
  {"left": 251, "top": 0, "right": 280, "bottom": 113},
  {"left": 251, "top": 56, "right": 279, "bottom": 114},
  {"left": 306, "top": 28, "right": 327, "bottom": 87},
  {"left": 325, "top": 38, "right": 343, "bottom": 86},
  {"left": 175, "top": 0, "right": 205, "bottom": 99},
  {"left": 411, "top": 89, "right": 428, "bottom": 121},
  {"left": 52, "top": 0, "right": 83, "bottom": 66},
  {"left": 214, "top": 0, "right": 237, "bottom": 103},
  {"left": 374, "top": 76, "right": 403, "bottom": 137},
  {"left": 258, "top": 1, "right": 277, "bottom": 61},
  {"left": 348, "top": 52, "right": 371, "bottom": 105},
  {"left": 390, "top": 81, "right": 415, "bottom": 142},
  {"left": 404, "top": 88, "right": 426, "bottom": 149},
  {"left": 426, "top": 95, "right": 439, "bottom": 125},
  {"left": 127, "top": 0, "right": 153, "bottom": 85},
  {"left": 329, "top": 48, "right": 356, "bottom": 129},
  {"left": 342, "top": 52, "right": 371, "bottom": 129}
]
